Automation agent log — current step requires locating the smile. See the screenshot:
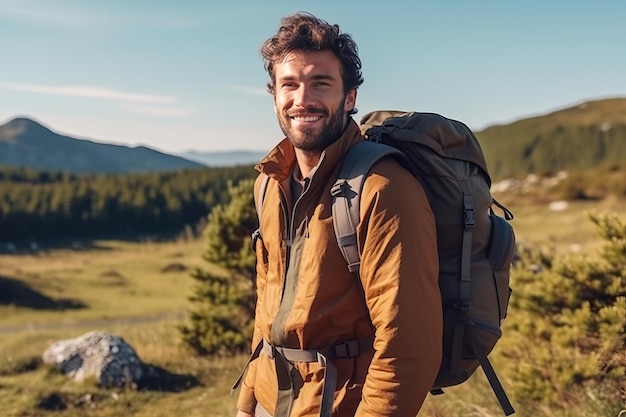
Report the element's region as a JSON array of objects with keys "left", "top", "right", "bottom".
[
  {"left": 291, "top": 115, "right": 323, "bottom": 122},
  {"left": 291, "top": 115, "right": 322, "bottom": 123}
]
